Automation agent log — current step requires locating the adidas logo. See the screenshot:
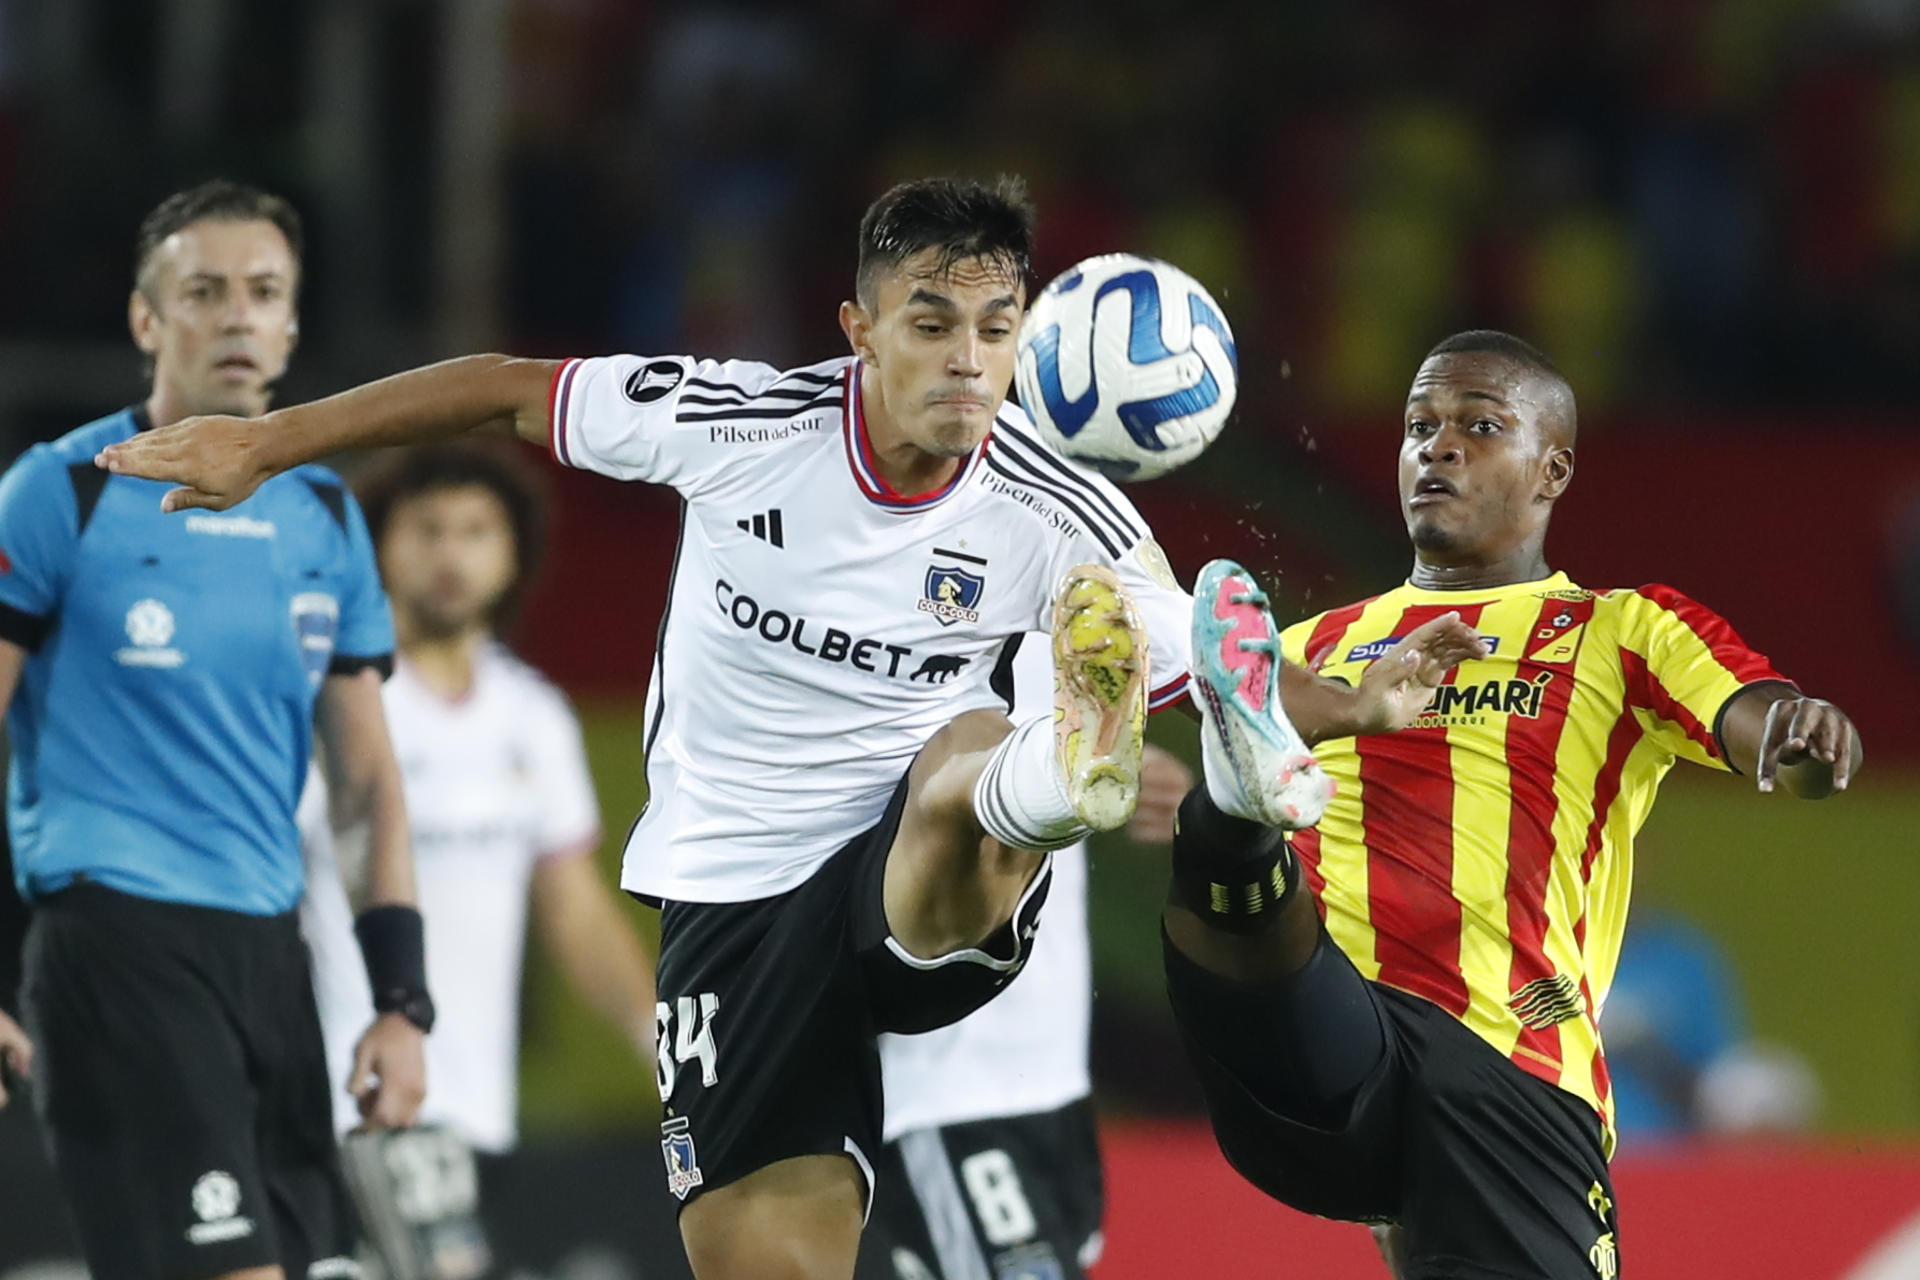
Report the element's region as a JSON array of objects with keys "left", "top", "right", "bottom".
[{"left": 736, "top": 509, "right": 785, "bottom": 547}]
